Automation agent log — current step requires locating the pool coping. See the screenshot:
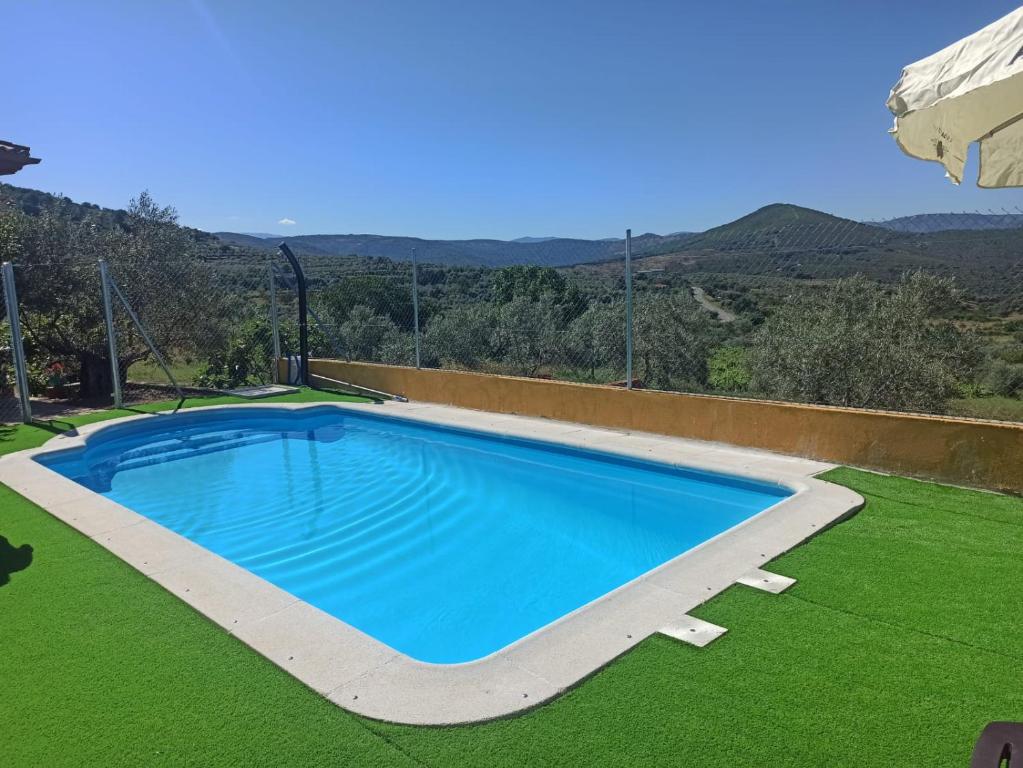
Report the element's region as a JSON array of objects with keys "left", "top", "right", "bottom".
[{"left": 0, "top": 400, "right": 864, "bottom": 725}]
